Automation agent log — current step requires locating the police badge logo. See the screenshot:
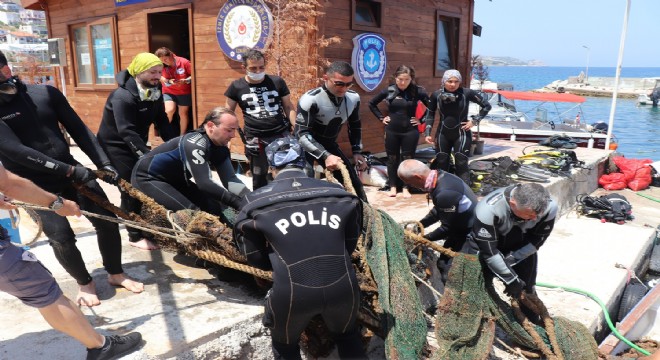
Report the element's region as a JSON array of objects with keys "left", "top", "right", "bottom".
[
  {"left": 351, "top": 33, "right": 386, "bottom": 92},
  {"left": 216, "top": 0, "right": 273, "bottom": 62}
]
